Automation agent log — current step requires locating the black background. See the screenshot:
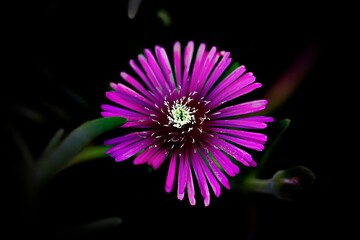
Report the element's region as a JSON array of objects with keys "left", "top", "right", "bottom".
[{"left": 3, "top": 0, "right": 344, "bottom": 239}]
